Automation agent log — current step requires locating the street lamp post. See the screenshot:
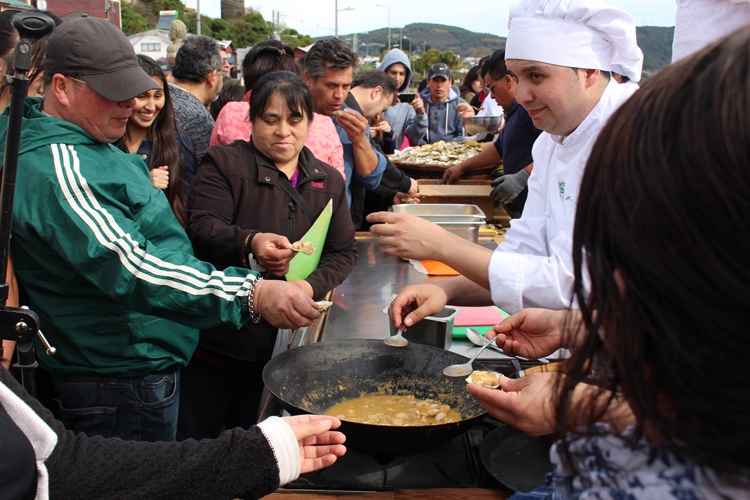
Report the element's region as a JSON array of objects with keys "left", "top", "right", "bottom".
[
  {"left": 335, "top": 0, "right": 354, "bottom": 38},
  {"left": 404, "top": 36, "right": 411, "bottom": 66},
  {"left": 375, "top": 4, "right": 390, "bottom": 50}
]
